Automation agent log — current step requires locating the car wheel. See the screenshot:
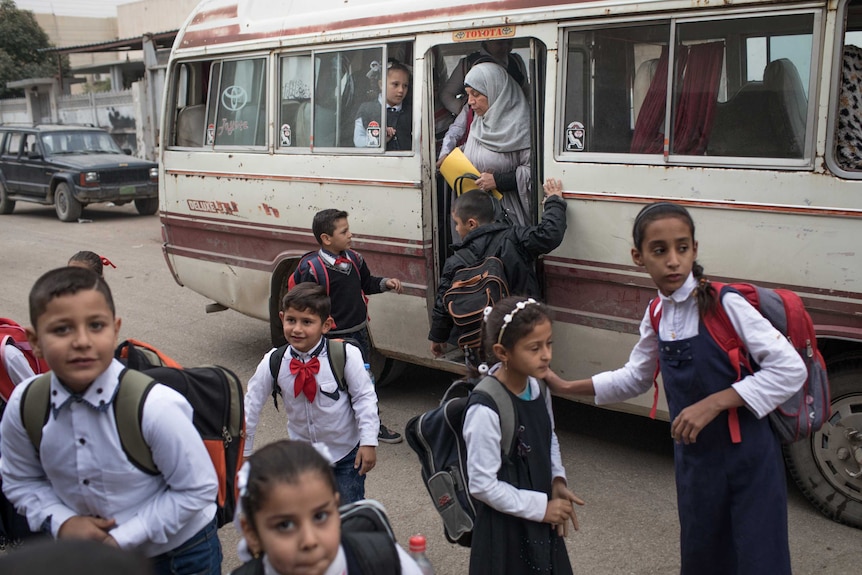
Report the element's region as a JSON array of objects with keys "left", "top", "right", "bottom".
[
  {"left": 0, "top": 180, "right": 15, "bottom": 214},
  {"left": 135, "top": 197, "right": 159, "bottom": 216},
  {"left": 784, "top": 354, "right": 862, "bottom": 528},
  {"left": 54, "top": 182, "right": 82, "bottom": 222}
]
